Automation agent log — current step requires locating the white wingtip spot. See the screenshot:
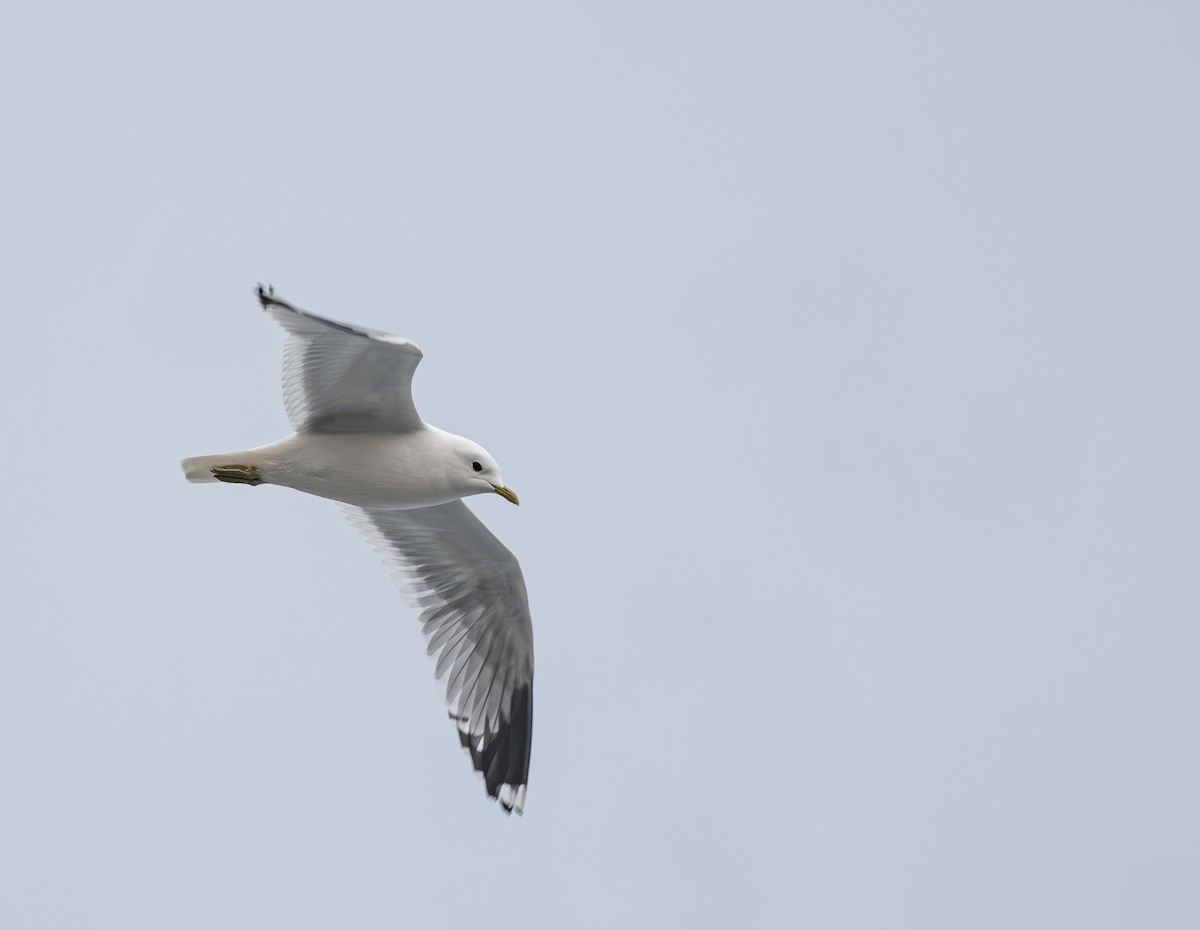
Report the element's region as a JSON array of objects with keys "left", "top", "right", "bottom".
[{"left": 499, "top": 784, "right": 526, "bottom": 815}]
